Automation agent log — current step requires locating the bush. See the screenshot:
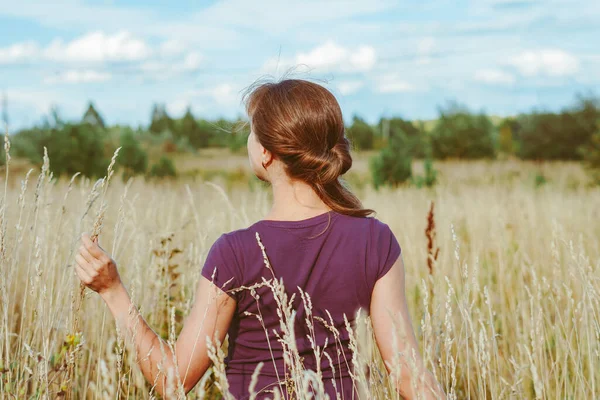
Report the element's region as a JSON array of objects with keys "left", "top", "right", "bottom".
[
  {"left": 380, "top": 118, "right": 426, "bottom": 158},
  {"left": 370, "top": 131, "right": 412, "bottom": 189},
  {"left": 117, "top": 128, "right": 148, "bottom": 180},
  {"left": 347, "top": 115, "right": 375, "bottom": 150},
  {"left": 13, "top": 122, "right": 109, "bottom": 178},
  {"left": 516, "top": 96, "right": 599, "bottom": 160},
  {"left": 498, "top": 117, "right": 518, "bottom": 155},
  {"left": 581, "top": 121, "right": 600, "bottom": 184},
  {"left": 431, "top": 102, "right": 496, "bottom": 159},
  {"left": 149, "top": 156, "right": 177, "bottom": 178},
  {"left": 412, "top": 157, "right": 438, "bottom": 188}
]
